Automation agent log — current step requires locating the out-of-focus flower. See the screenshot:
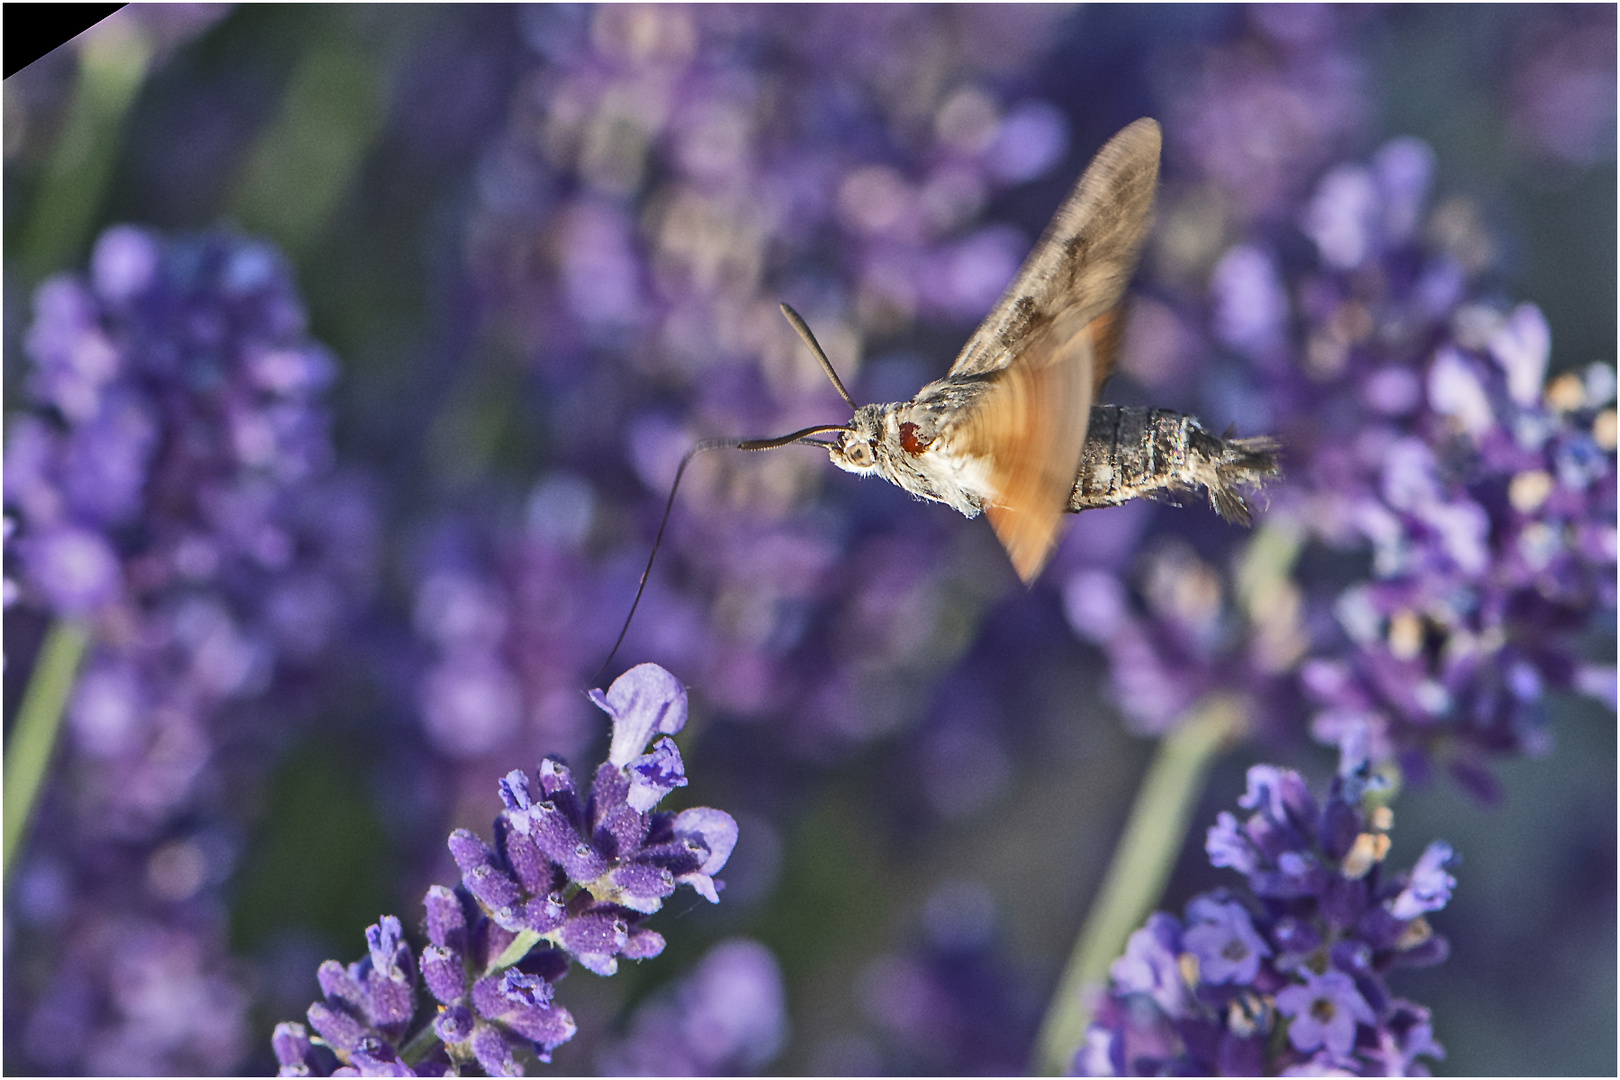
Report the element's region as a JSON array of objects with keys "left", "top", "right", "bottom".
[
  {"left": 597, "top": 938, "right": 788, "bottom": 1076},
  {"left": 274, "top": 664, "right": 738, "bottom": 1076},
  {"left": 1078, "top": 735, "right": 1453, "bottom": 1076},
  {"left": 409, "top": 505, "right": 621, "bottom": 767},
  {"left": 1155, "top": 5, "right": 1370, "bottom": 247},
  {"left": 1279, "top": 140, "right": 1616, "bottom": 795},
  {"left": 4, "top": 224, "right": 376, "bottom": 1075},
  {"left": 1504, "top": 5, "right": 1617, "bottom": 170},
  {"left": 845, "top": 878, "right": 1041, "bottom": 1076},
  {"left": 6, "top": 223, "right": 376, "bottom": 826}
]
